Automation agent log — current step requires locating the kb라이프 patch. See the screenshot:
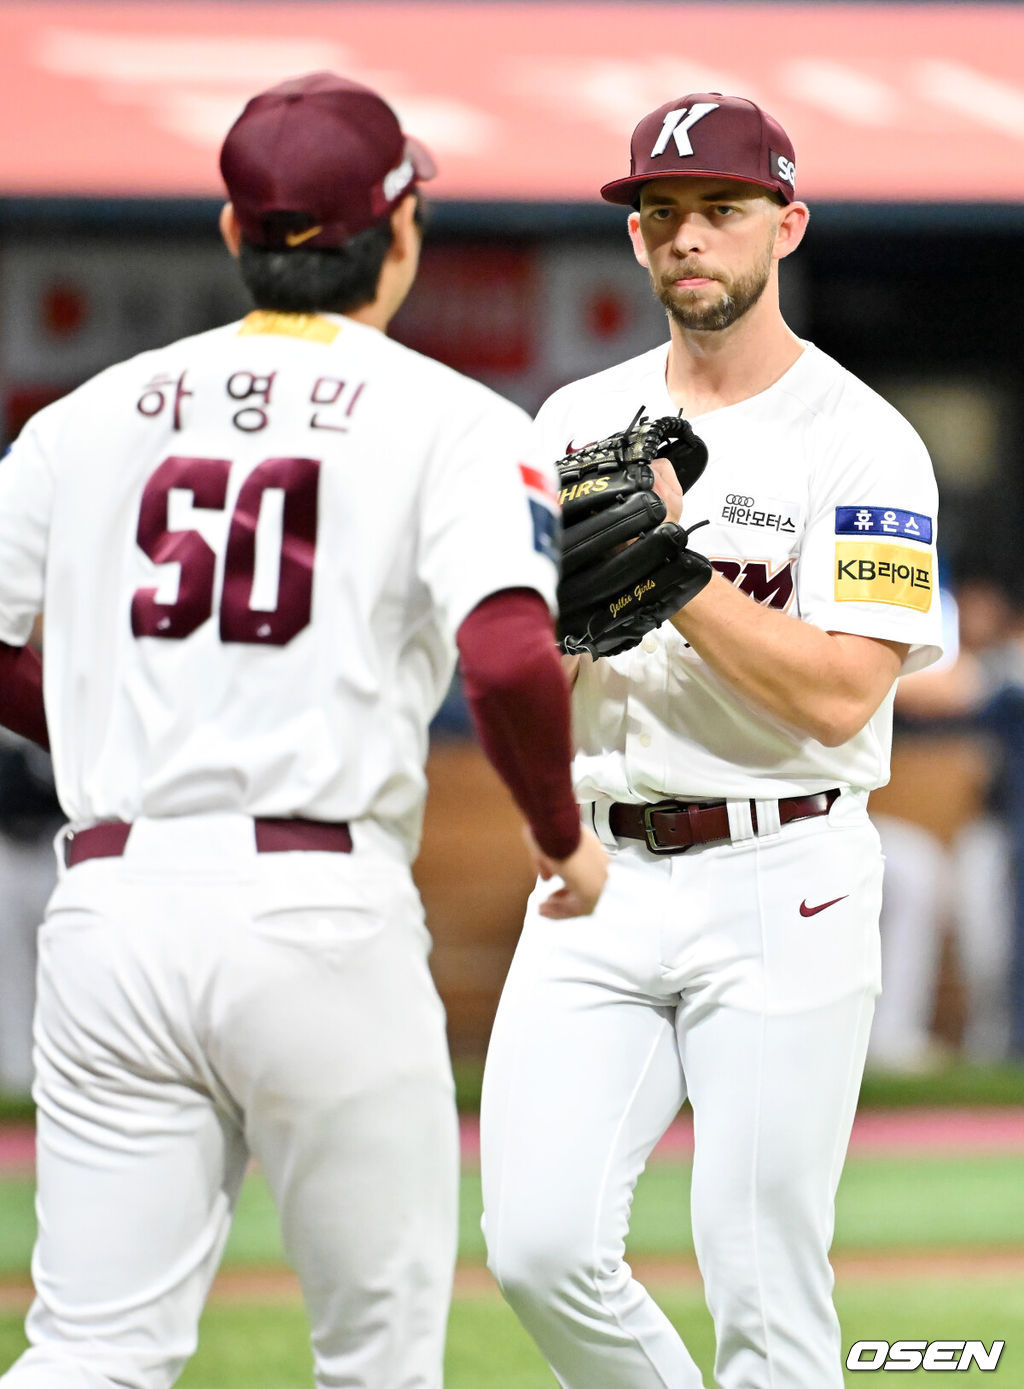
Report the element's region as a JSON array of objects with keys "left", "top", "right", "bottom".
[{"left": 834, "top": 543, "right": 932, "bottom": 611}]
